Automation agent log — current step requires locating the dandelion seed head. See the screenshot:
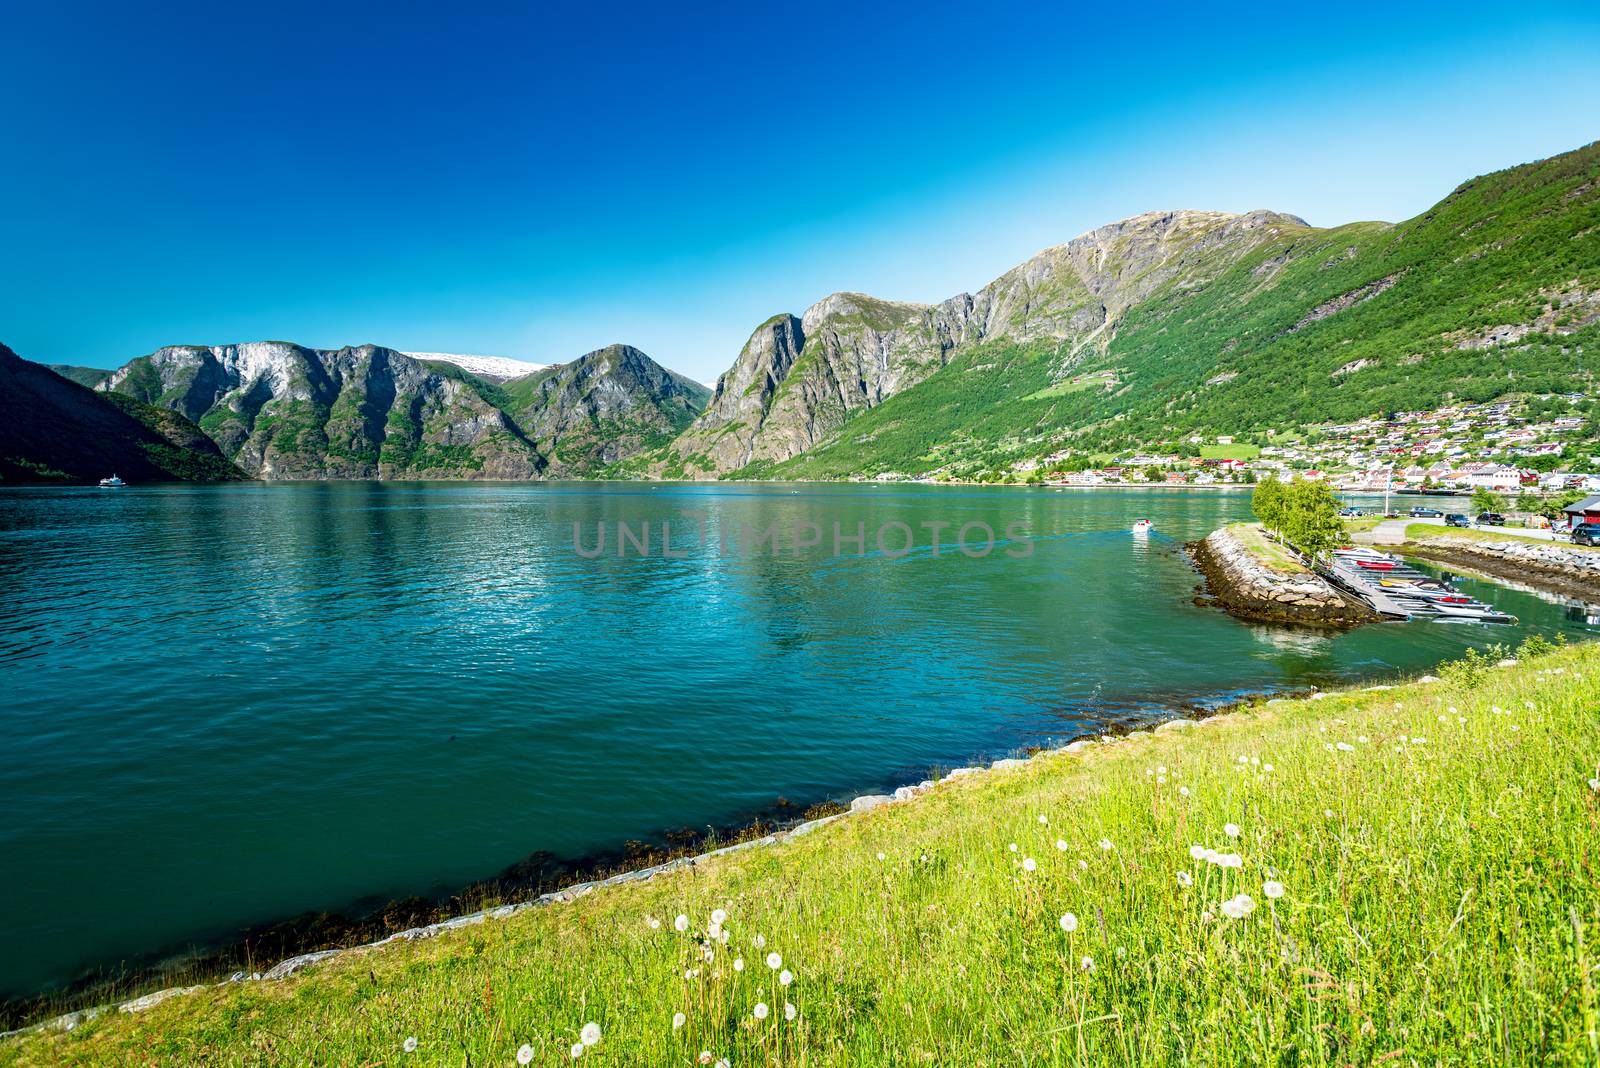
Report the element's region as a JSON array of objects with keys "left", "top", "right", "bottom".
[
  {"left": 1189, "top": 844, "right": 1206, "bottom": 860},
  {"left": 752, "top": 934, "right": 766, "bottom": 949},
  {"left": 766, "top": 952, "right": 782, "bottom": 970},
  {"left": 698, "top": 1053, "right": 713, "bottom": 1066},
  {"left": 579, "top": 1023, "right": 601, "bottom": 1047},
  {"left": 674, "top": 914, "right": 690, "bottom": 932},
  {"left": 1336, "top": 742, "right": 1354, "bottom": 752},
  {"left": 518, "top": 1044, "right": 534, "bottom": 1065},
  {"left": 1022, "top": 857, "right": 1037, "bottom": 872},
  {"left": 1263, "top": 880, "right": 1285, "bottom": 900},
  {"left": 1224, "top": 823, "right": 1240, "bottom": 838},
  {"left": 1055, "top": 838, "right": 1069, "bottom": 851},
  {"left": 779, "top": 969, "right": 793, "bottom": 986},
  {"left": 1038, "top": 814, "right": 1049, "bottom": 824},
  {"left": 647, "top": 917, "right": 661, "bottom": 930},
  {"left": 753, "top": 1002, "right": 769, "bottom": 1020},
  {"left": 876, "top": 851, "right": 885, "bottom": 861},
  {"left": 570, "top": 1043, "right": 584, "bottom": 1060},
  {"left": 1179, "top": 785, "right": 1191, "bottom": 797},
  {"left": 1176, "top": 871, "right": 1193, "bottom": 887},
  {"left": 1078, "top": 859, "right": 1088, "bottom": 871},
  {"left": 711, "top": 908, "right": 727, "bottom": 925},
  {"left": 1080, "top": 955, "right": 1095, "bottom": 972},
  {"left": 1098, "top": 838, "right": 1113, "bottom": 851},
  {"left": 785, "top": 1002, "right": 797, "bottom": 1021},
  {"left": 403, "top": 1037, "right": 418, "bottom": 1053},
  {"left": 673, "top": 1013, "right": 686, "bottom": 1030},
  {"left": 733, "top": 957, "right": 744, "bottom": 971},
  {"left": 1059, "top": 912, "right": 1079, "bottom": 932}
]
